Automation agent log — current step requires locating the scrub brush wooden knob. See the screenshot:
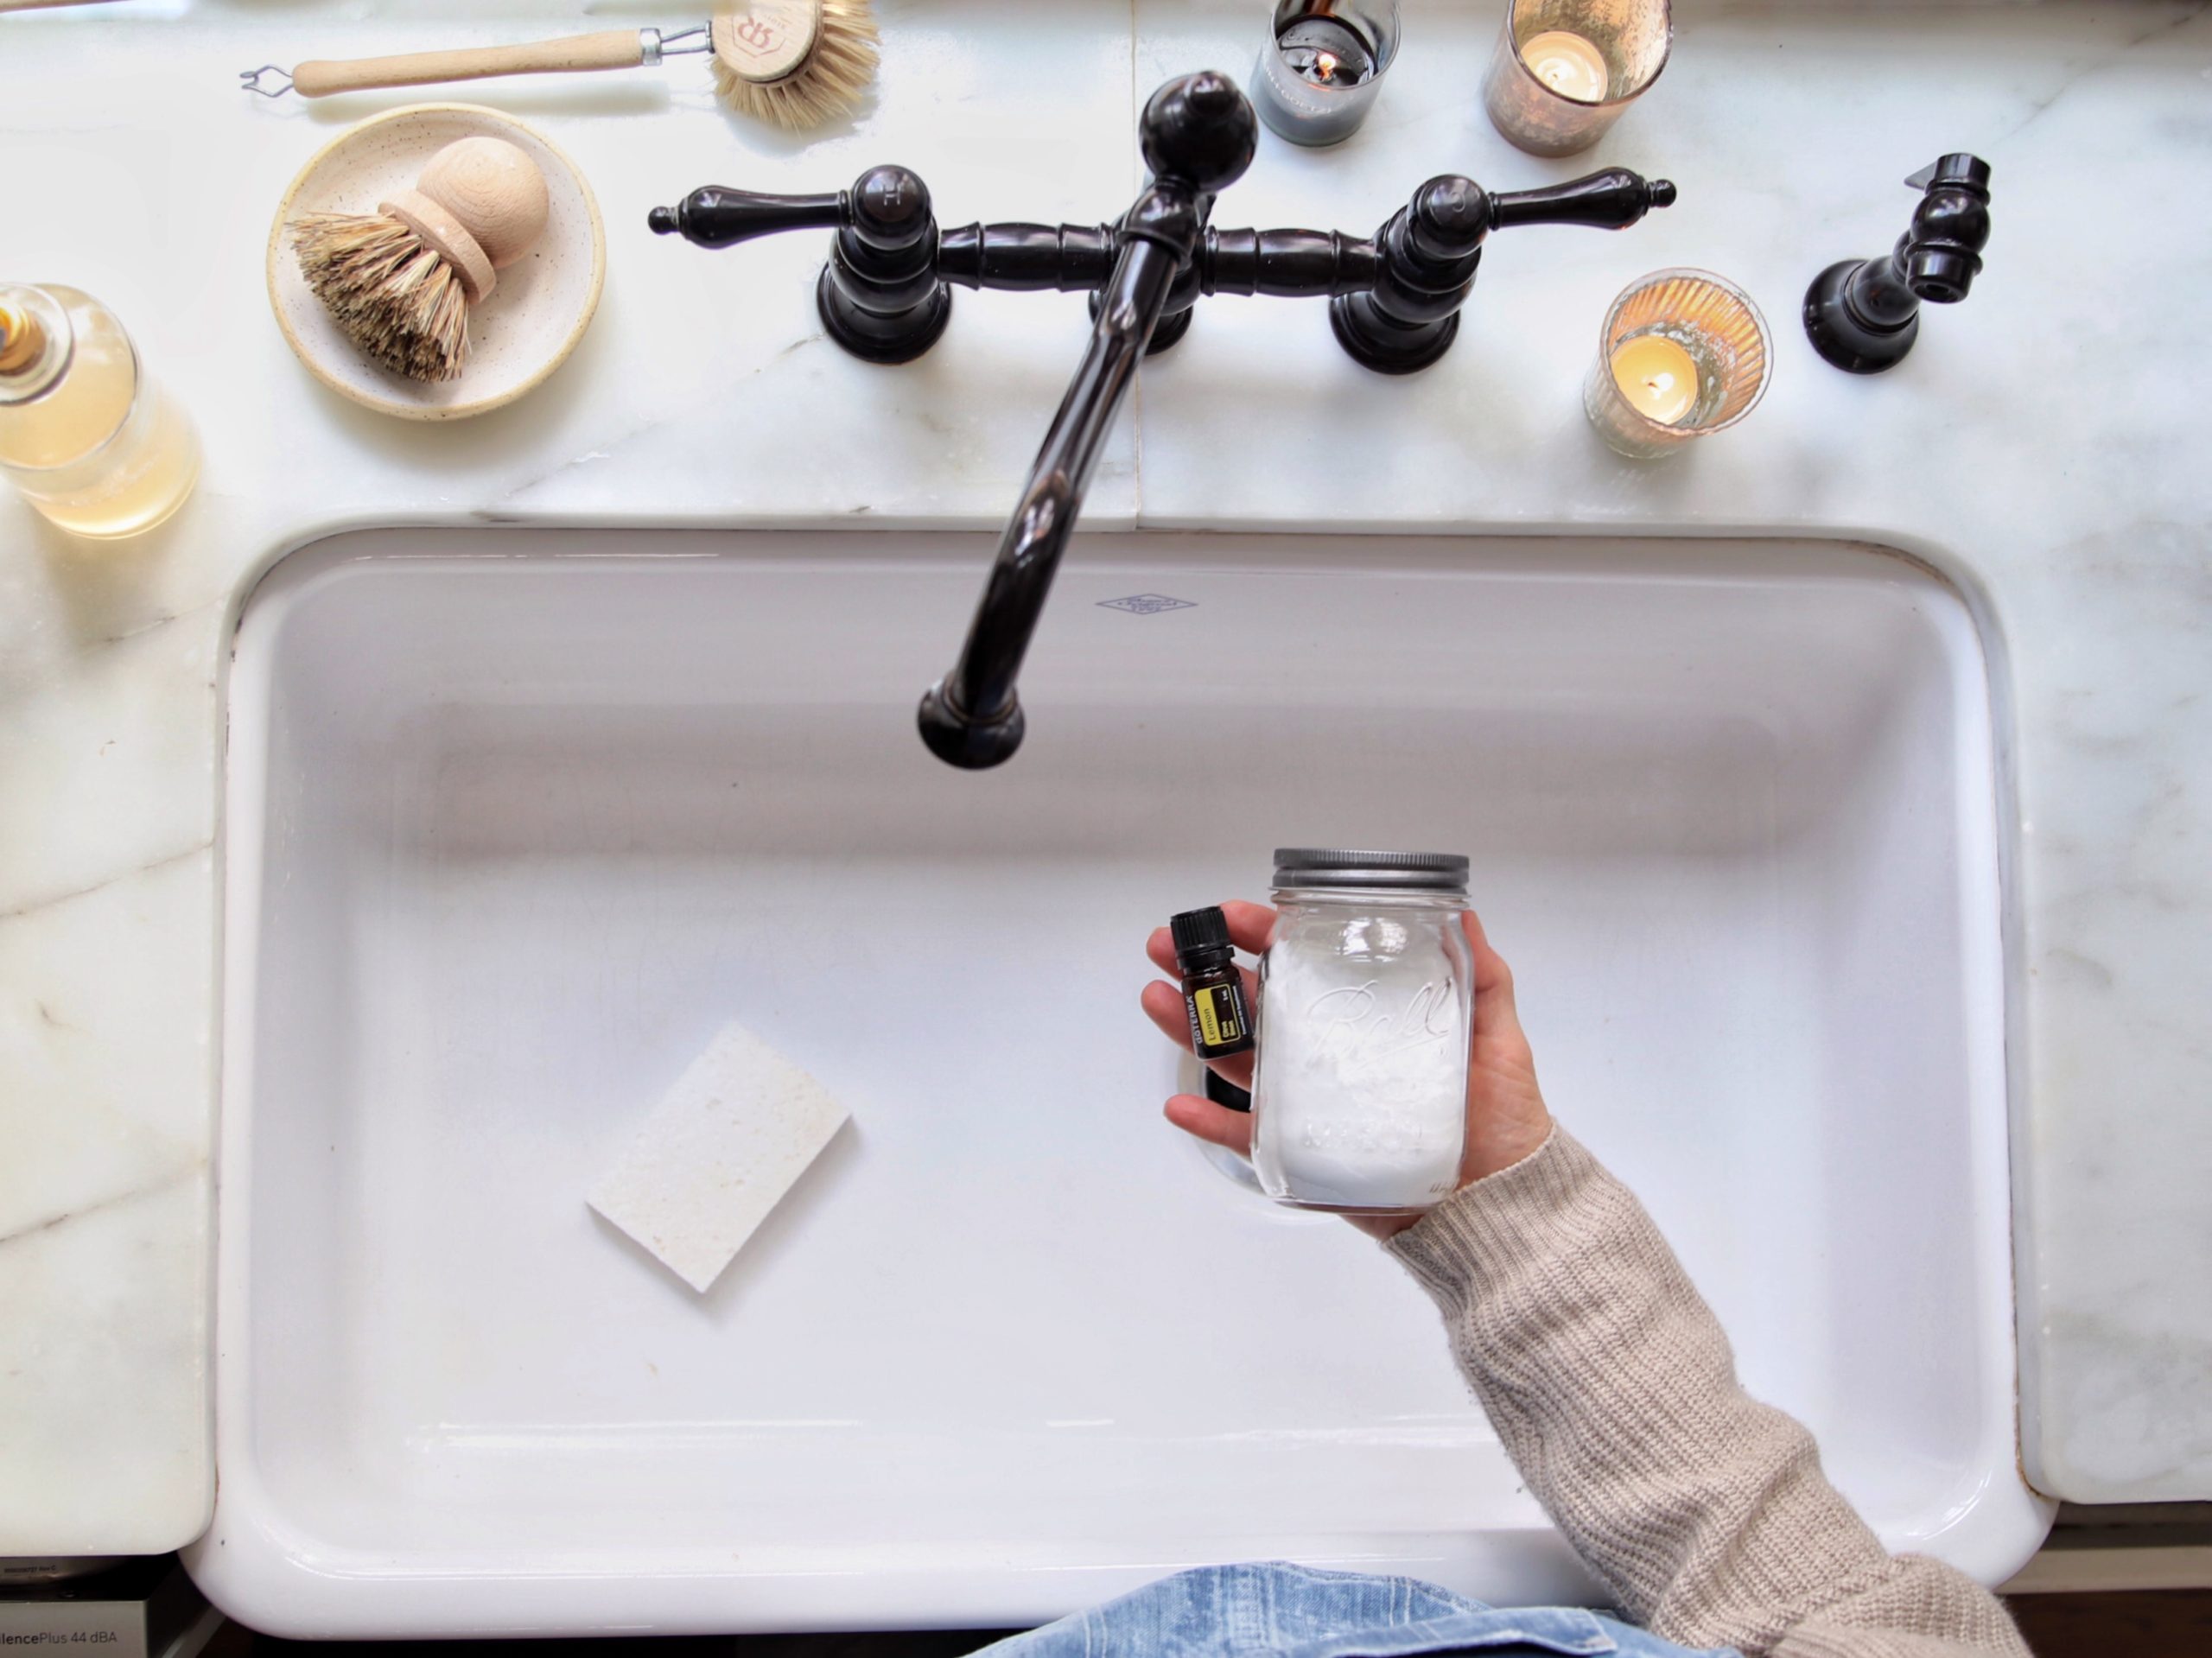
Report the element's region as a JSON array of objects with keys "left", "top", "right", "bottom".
[{"left": 289, "top": 135, "right": 549, "bottom": 382}]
